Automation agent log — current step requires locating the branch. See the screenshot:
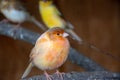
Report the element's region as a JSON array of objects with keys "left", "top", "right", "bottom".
[
  {"left": 22, "top": 71, "right": 120, "bottom": 80},
  {"left": 1, "top": 22, "right": 119, "bottom": 80},
  {"left": 0, "top": 22, "right": 106, "bottom": 71}
]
